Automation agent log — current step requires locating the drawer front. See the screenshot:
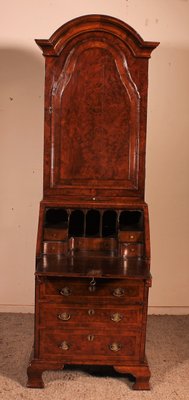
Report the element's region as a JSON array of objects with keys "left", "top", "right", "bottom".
[
  {"left": 40, "top": 278, "right": 144, "bottom": 304},
  {"left": 39, "top": 329, "right": 141, "bottom": 360},
  {"left": 44, "top": 228, "right": 68, "bottom": 241},
  {"left": 119, "top": 243, "right": 143, "bottom": 258},
  {"left": 118, "top": 231, "right": 143, "bottom": 243},
  {"left": 74, "top": 237, "right": 117, "bottom": 252},
  {"left": 43, "top": 241, "right": 68, "bottom": 255},
  {"left": 40, "top": 303, "right": 143, "bottom": 329}
]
